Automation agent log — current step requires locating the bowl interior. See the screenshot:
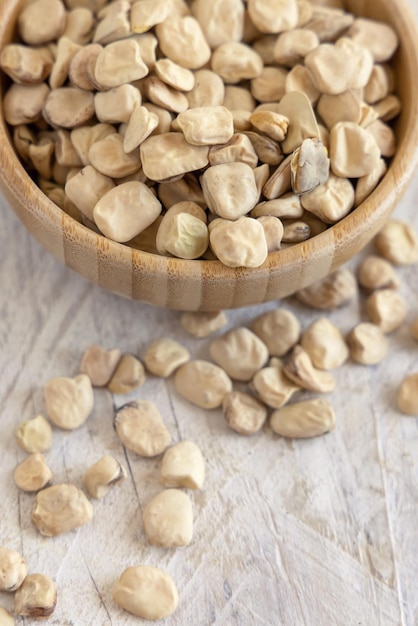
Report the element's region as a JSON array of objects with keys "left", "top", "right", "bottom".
[{"left": 1, "top": 0, "right": 418, "bottom": 310}]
